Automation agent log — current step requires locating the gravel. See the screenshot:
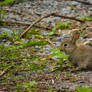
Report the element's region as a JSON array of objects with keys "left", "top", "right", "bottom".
[{"left": 1, "top": 0, "right": 92, "bottom": 91}]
